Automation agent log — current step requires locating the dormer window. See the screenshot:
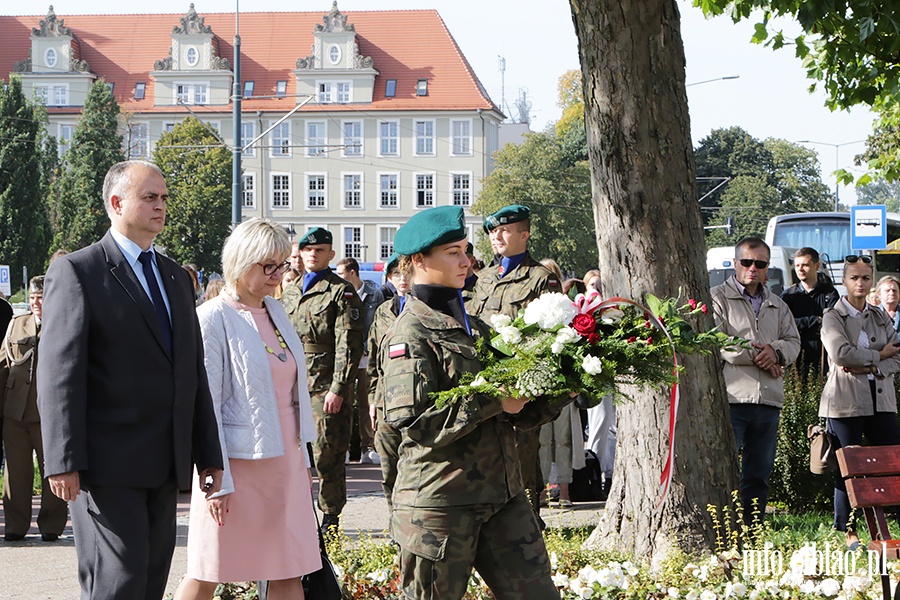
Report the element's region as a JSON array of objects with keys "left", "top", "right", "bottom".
[
  {"left": 385, "top": 79, "right": 396, "bottom": 98},
  {"left": 45, "top": 48, "right": 57, "bottom": 69},
  {"left": 243, "top": 81, "right": 254, "bottom": 97},
  {"left": 276, "top": 80, "right": 287, "bottom": 97},
  {"left": 134, "top": 82, "right": 146, "bottom": 100},
  {"left": 185, "top": 46, "right": 199, "bottom": 67},
  {"left": 328, "top": 45, "right": 341, "bottom": 65},
  {"left": 417, "top": 79, "right": 428, "bottom": 96}
]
